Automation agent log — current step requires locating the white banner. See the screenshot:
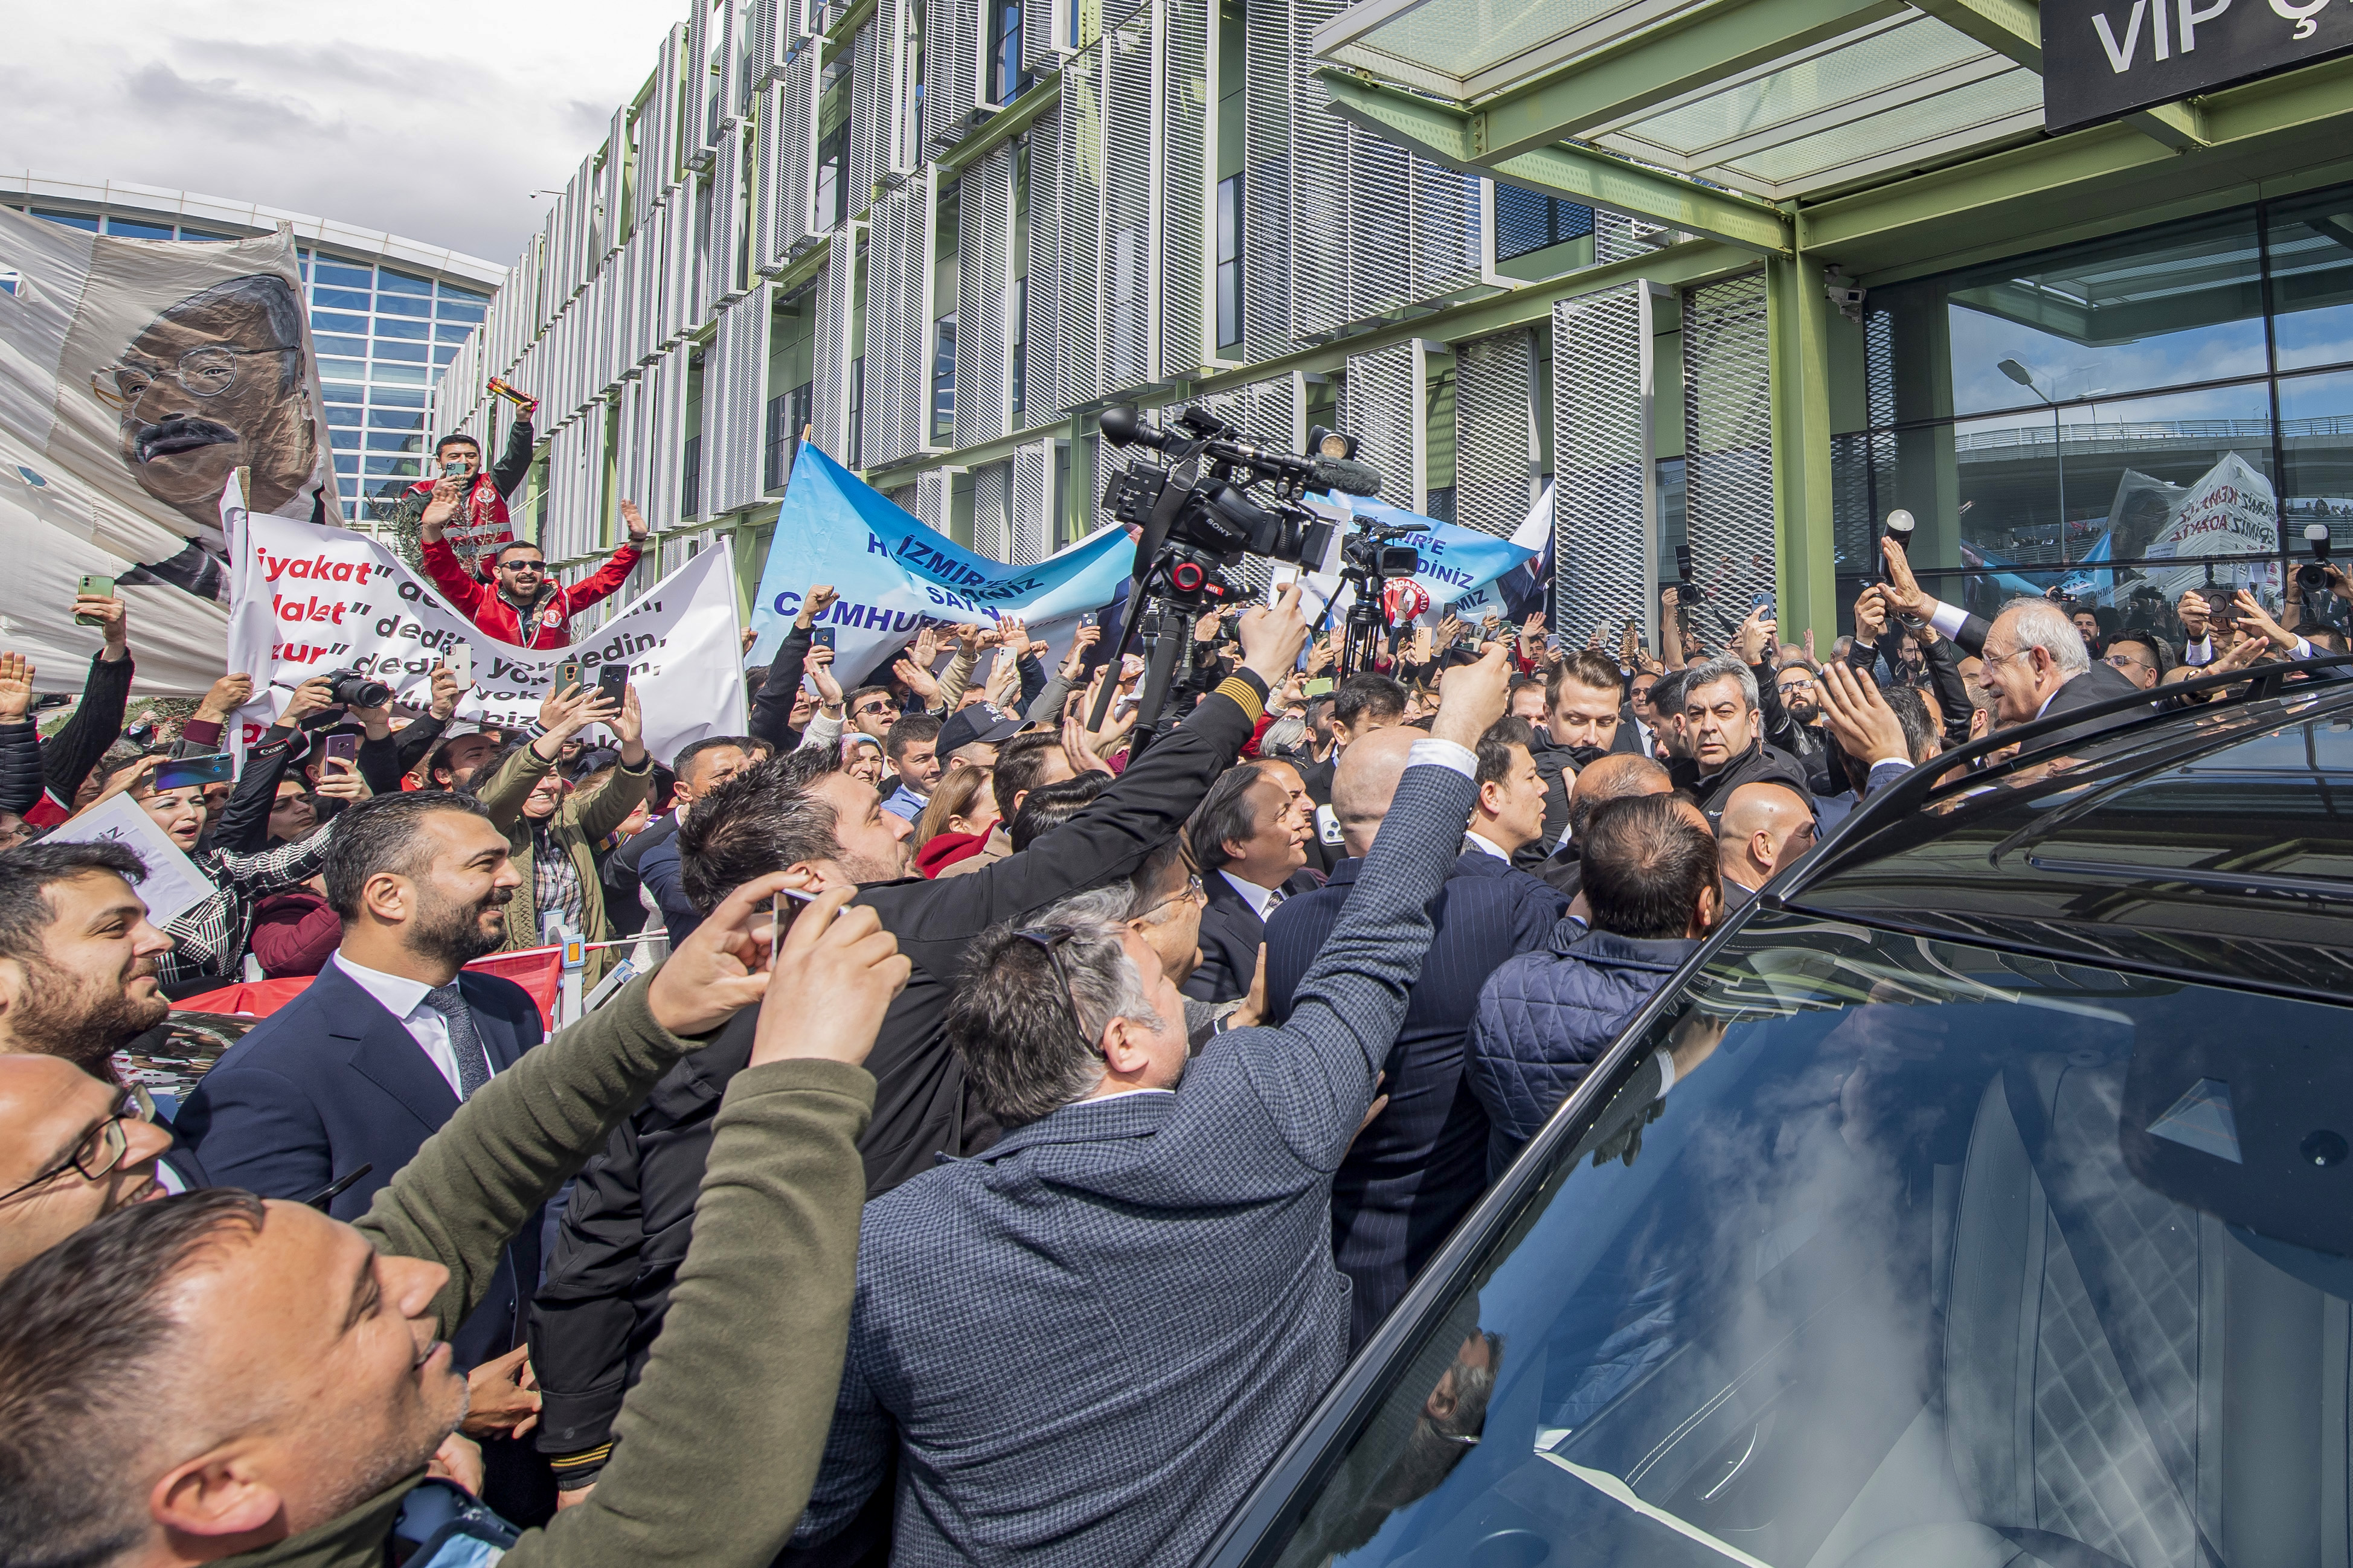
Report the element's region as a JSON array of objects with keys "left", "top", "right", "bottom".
[
  {"left": 224, "top": 504, "right": 747, "bottom": 767},
  {"left": 0, "top": 205, "right": 340, "bottom": 693}
]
